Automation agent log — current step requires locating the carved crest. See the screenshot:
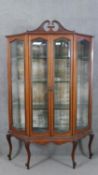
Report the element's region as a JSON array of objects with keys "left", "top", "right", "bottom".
[{"left": 27, "top": 20, "right": 74, "bottom": 33}]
